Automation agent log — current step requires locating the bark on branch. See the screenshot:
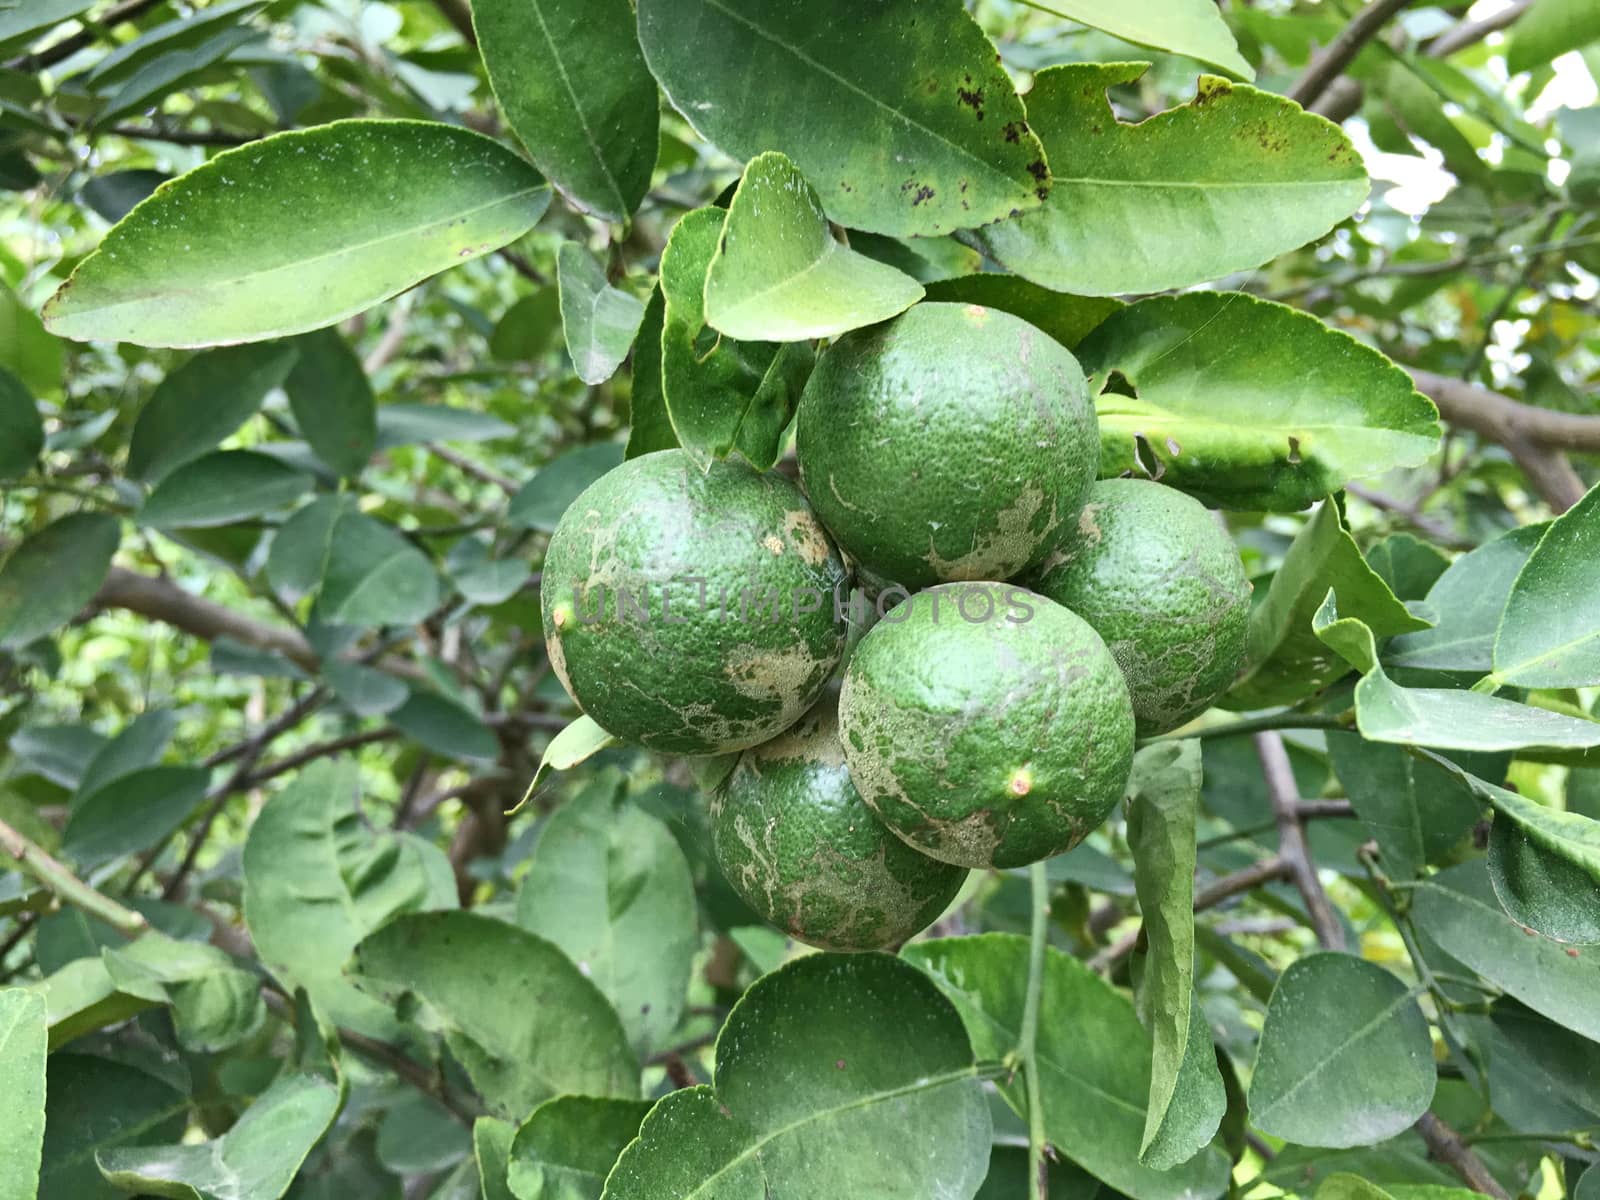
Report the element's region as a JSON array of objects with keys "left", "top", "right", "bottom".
[
  {"left": 1254, "top": 731, "right": 1346, "bottom": 950},
  {"left": 1288, "top": 0, "right": 1416, "bottom": 110}
]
